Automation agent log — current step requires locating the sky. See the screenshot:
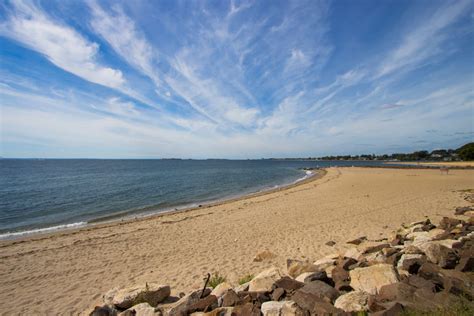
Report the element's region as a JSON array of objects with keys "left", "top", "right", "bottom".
[{"left": 0, "top": 0, "right": 473, "bottom": 159}]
